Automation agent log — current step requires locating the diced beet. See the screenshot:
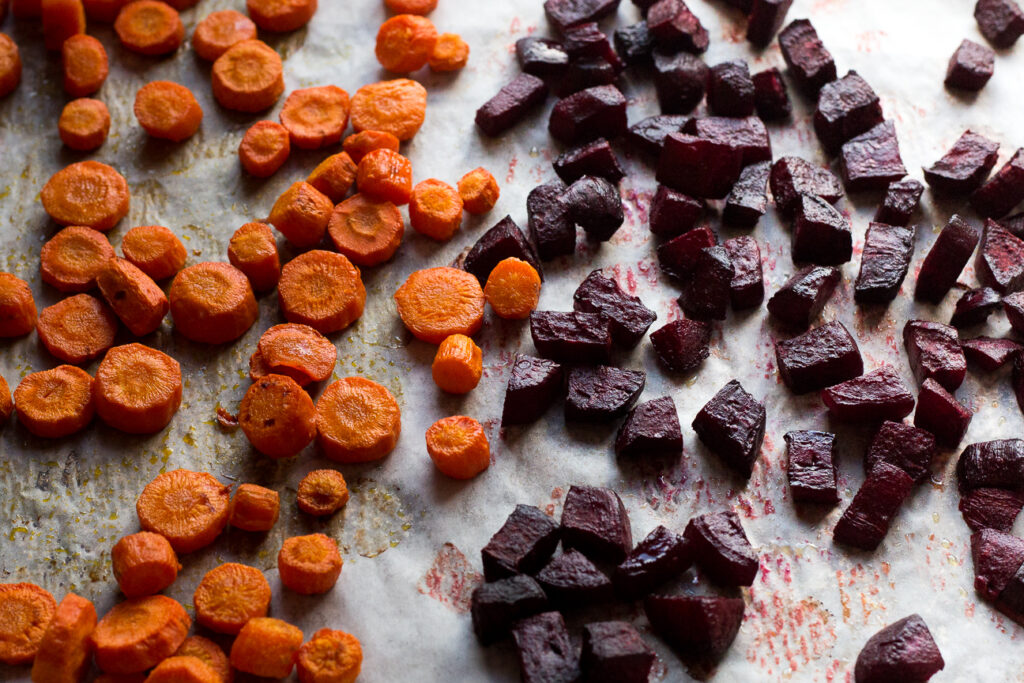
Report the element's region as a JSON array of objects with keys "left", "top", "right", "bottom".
[
  {"left": 914, "top": 378, "right": 972, "bottom": 448},
  {"left": 684, "top": 511, "right": 758, "bottom": 586},
  {"left": 961, "top": 336, "right": 1023, "bottom": 371},
  {"left": 512, "top": 611, "right": 580, "bottom": 683},
  {"left": 502, "top": 354, "right": 564, "bottom": 428},
  {"left": 785, "top": 430, "right": 839, "bottom": 504},
  {"left": 833, "top": 461, "right": 914, "bottom": 551},
  {"left": 482, "top": 504, "right": 562, "bottom": 580},
  {"left": 581, "top": 621, "right": 655, "bottom": 683},
  {"left": 840, "top": 121, "right": 907, "bottom": 192},
  {"left": 563, "top": 22, "right": 621, "bottom": 65},
  {"left": 977, "top": 219, "right": 1024, "bottom": 293},
  {"left": 951, "top": 287, "right": 1001, "bottom": 327},
  {"left": 554, "top": 138, "right": 625, "bottom": 184},
  {"left": 971, "top": 148, "right": 1024, "bottom": 218},
  {"left": 776, "top": 321, "right": 864, "bottom": 394},
  {"left": 813, "top": 71, "right": 884, "bottom": 155},
  {"left": 517, "top": 38, "right": 570, "bottom": 79},
  {"left": 975, "top": 0, "right": 1024, "bottom": 48},
  {"left": 544, "top": 0, "right": 622, "bottom": 33},
  {"left": 657, "top": 226, "right": 717, "bottom": 281},
  {"left": 627, "top": 115, "right": 690, "bottom": 157},
  {"left": 652, "top": 49, "right": 709, "bottom": 115},
  {"left": 723, "top": 236, "right": 764, "bottom": 309},
  {"left": 563, "top": 175, "right": 624, "bottom": 241},
  {"left": 924, "top": 130, "right": 999, "bottom": 195},
  {"left": 692, "top": 379, "right": 766, "bottom": 477},
  {"left": 556, "top": 58, "right": 619, "bottom": 96},
  {"left": 792, "top": 194, "right": 853, "bottom": 265},
  {"left": 854, "top": 222, "right": 915, "bottom": 304},
  {"left": 903, "top": 320, "right": 967, "bottom": 390},
  {"left": 822, "top": 365, "right": 915, "bottom": 423},
  {"left": 971, "top": 528, "right": 1024, "bottom": 600},
  {"left": 647, "top": 0, "right": 709, "bottom": 53},
  {"left": 747, "top": 0, "right": 793, "bottom": 47},
  {"left": 724, "top": 162, "right": 770, "bottom": 228},
  {"left": 472, "top": 575, "right": 549, "bottom": 645},
  {"left": 643, "top": 595, "right": 745, "bottom": 660},
  {"left": 565, "top": 365, "right": 646, "bottom": 421},
  {"left": 573, "top": 270, "right": 657, "bottom": 348},
  {"left": 960, "top": 487, "right": 1024, "bottom": 532},
  {"left": 946, "top": 39, "right": 995, "bottom": 91},
  {"left": 679, "top": 246, "right": 734, "bottom": 321},
  {"left": 914, "top": 214, "right": 980, "bottom": 303},
  {"left": 864, "top": 421, "right": 937, "bottom": 483},
  {"left": 767, "top": 265, "right": 840, "bottom": 329},
  {"left": 956, "top": 439, "right": 1024, "bottom": 492},
  {"left": 615, "top": 396, "right": 683, "bottom": 458},
  {"left": 527, "top": 182, "right": 576, "bottom": 261},
  {"left": 649, "top": 318, "right": 711, "bottom": 374},
  {"left": 464, "top": 216, "right": 542, "bottom": 285},
  {"left": 752, "top": 67, "right": 792, "bottom": 121},
  {"left": 875, "top": 178, "right": 924, "bottom": 227},
  {"left": 657, "top": 133, "right": 743, "bottom": 199},
  {"left": 690, "top": 116, "right": 772, "bottom": 165},
  {"left": 649, "top": 185, "right": 704, "bottom": 237},
  {"left": 853, "top": 614, "right": 944, "bottom": 683},
  {"left": 536, "top": 549, "right": 614, "bottom": 605},
  {"left": 778, "top": 18, "right": 836, "bottom": 95},
  {"left": 561, "top": 484, "right": 633, "bottom": 564},
  {"left": 613, "top": 526, "right": 692, "bottom": 598},
  {"left": 531, "top": 311, "right": 613, "bottom": 364},
  {"left": 614, "top": 22, "right": 655, "bottom": 66},
  {"left": 770, "top": 156, "right": 843, "bottom": 217},
  {"left": 997, "top": 562, "right": 1024, "bottom": 626},
  {"left": 1006, "top": 291, "right": 1024, "bottom": 334},
  {"left": 549, "top": 85, "right": 628, "bottom": 145},
  {"left": 476, "top": 74, "right": 549, "bottom": 137},
  {"left": 707, "top": 60, "right": 755, "bottom": 117},
  {"left": 1000, "top": 211, "right": 1024, "bottom": 238}
]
